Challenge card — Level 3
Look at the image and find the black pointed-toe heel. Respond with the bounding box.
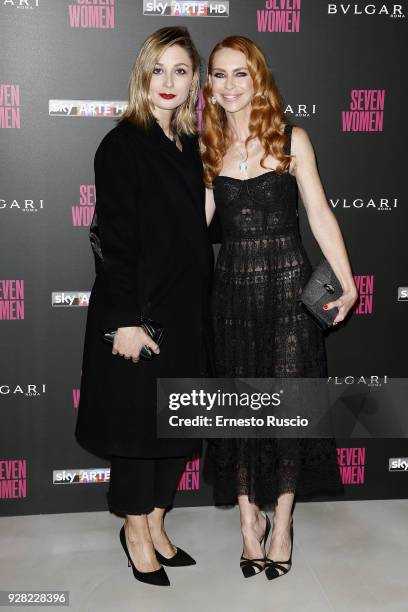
[119,526,170,586]
[154,546,196,567]
[265,518,293,581]
[240,512,271,578]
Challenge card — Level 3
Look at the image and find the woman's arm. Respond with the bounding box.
[94,130,159,361]
[291,126,358,324]
[205,187,216,226]
[94,130,142,331]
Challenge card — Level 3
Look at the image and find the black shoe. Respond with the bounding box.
[240,512,271,578]
[119,525,170,586]
[265,518,293,581]
[154,546,196,567]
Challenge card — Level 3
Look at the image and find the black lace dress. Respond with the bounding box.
[203,124,344,507]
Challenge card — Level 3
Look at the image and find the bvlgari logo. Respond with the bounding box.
[327,2,405,18]
[329,197,398,211]
[285,103,317,118]
[327,376,388,387]
[0,198,44,212]
[0,384,46,396]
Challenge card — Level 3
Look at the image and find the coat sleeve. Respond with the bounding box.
[93,129,142,331]
[208,208,223,244]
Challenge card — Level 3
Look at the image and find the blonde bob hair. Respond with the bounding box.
[120,26,201,135]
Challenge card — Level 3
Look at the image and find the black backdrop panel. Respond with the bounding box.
[1,0,407,515]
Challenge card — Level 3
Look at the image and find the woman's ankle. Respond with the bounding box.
[125,516,152,543]
[272,515,292,534]
[241,511,265,537]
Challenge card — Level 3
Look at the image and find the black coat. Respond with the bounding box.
[75,118,213,458]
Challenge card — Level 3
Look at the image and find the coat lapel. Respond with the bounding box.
[144,120,211,276]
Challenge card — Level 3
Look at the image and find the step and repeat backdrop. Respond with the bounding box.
[1,0,407,516]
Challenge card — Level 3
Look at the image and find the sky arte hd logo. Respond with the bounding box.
[397,287,408,301]
[52,291,90,307]
[257,0,301,32]
[1,0,39,8]
[53,468,110,484]
[49,100,127,117]
[143,1,229,16]
[389,458,408,471]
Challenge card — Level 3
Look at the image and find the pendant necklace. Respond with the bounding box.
[239,151,248,173]
[237,139,257,173]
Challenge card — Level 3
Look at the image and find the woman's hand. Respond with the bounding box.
[112,326,160,363]
[324,286,358,326]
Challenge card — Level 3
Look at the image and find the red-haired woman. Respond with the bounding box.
[201,36,357,580]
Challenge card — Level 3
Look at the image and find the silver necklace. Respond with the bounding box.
[237,139,258,172]
[238,150,248,172]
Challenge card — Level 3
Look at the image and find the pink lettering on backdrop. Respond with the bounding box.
[353,275,374,314]
[72,184,96,227]
[69,0,115,29]
[342,89,385,131]
[257,0,301,32]
[177,456,200,491]
[337,447,366,484]
[0,459,27,499]
[0,280,24,320]
[73,389,80,409]
[0,84,20,129]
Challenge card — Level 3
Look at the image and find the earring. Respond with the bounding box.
[210,96,217,104]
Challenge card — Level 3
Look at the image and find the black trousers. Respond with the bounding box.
[107,455,187,515]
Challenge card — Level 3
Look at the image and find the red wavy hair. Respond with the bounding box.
[201,35,292,188]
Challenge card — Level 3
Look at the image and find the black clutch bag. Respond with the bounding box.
[298,257,343,330]
[103,316,165,360]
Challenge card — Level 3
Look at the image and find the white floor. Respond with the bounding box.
[1,499,407,611]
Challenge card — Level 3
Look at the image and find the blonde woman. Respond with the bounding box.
[75,27,211,587]
[201,36,357,580]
